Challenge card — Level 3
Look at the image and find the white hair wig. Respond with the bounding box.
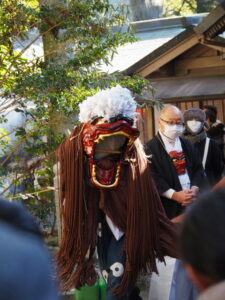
[78,85,137,123]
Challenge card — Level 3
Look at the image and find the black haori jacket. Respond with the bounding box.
[145,134,207,219]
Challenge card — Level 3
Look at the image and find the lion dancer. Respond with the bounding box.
[56,85,178,299]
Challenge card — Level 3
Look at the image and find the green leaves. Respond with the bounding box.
[164,0,197,16]
[15,127,26,137]
[0,0,157,230]
[164,0,216,16]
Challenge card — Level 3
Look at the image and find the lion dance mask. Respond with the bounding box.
[56,85,178,298]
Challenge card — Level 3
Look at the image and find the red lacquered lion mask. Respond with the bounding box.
[82,115,139,189]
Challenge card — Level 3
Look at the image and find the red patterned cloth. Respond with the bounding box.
[169,150,186,175]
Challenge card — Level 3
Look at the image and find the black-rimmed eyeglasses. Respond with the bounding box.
[160,118,183,126]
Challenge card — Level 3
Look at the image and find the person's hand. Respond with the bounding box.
[191,186,199,197]
[172,190,195,206]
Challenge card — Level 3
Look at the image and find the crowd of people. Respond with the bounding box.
[146,104,225,300]
[1,94,225,300]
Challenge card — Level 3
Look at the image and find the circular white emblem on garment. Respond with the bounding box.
[110,262,124,277]
[102,270,108,283]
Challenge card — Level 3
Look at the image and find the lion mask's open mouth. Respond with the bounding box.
[82,118,139,189]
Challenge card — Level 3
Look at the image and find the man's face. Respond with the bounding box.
[158,108,183,134]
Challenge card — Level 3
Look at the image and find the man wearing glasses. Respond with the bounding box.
[145,104,205,220]
[146,104,206,300]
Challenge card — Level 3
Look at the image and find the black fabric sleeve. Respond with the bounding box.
[207,139,224,184]
[146,141,172,194]
[181,138,207,189]
[148,160,173,195]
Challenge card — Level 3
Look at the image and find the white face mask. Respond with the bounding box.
[187,120,203,134]
[164,124,184,140]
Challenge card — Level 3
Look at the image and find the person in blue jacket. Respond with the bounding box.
[0,198,58,300]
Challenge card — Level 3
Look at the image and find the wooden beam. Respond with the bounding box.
[159,93,225,103]
[200,41,225,52]
[137,35,199,77]
[175,55,225,73]
[187,66,225,76]
[149,65,225,79]
[180,44,211,58]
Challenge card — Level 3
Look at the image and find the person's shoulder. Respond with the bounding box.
[180,136,193,147]
[214,121,224,128]
[0,198,41,237]
[145,136,160,157]
[145,136,159,152]
[210,122,224,132]
[145,136,157,146]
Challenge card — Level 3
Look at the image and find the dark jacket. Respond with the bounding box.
[207,122,224,146]
[206,122,225,161]
[194,138,224,186]
[0,199,41,237]
[0,199,58,300]
[145,135,206,219]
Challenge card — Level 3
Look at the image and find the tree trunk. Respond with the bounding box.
[129,0,163,21]
[38,0,69,242]
[39,0,68,65]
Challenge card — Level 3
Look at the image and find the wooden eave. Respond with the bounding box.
[160,93,225,103]
[132,19,225,78]
[123,27,200,77]
[137,33,200,78]
[122,2,225,79]
[202,15,225,38]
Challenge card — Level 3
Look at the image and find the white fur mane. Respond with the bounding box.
[78,85,137,123]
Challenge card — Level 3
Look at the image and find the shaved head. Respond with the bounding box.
[160,105,182,119]
[158,105,183,135]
